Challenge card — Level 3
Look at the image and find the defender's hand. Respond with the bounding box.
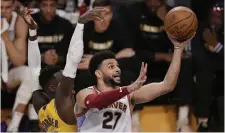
[78,7,108,24]
[21,7,38,30]
[127,62,147,93]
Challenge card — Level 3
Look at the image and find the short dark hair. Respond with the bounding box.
[93,0,112,7]
[39,65,61,89]
[88,51,116,83]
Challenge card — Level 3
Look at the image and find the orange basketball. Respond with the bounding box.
[164,6,198,42]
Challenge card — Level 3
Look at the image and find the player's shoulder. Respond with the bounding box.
[80,86,96,93]
[32,89,51,113]
[38,103,48,118]
[39,99,54,114]
[39,104,48,112]
[76,86,96,97]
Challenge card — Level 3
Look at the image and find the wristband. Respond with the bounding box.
[174,46,182,49]
[29,29,37,36]
[214,42,223,53]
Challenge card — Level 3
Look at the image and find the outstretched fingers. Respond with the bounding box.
[138,62,148,80]
[142,63,148,81]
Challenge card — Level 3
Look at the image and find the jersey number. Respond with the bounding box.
[102,111,122,129]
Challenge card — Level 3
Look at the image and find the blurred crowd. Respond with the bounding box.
[1,0,224,132]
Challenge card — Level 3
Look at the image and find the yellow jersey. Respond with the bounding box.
[38,99,77,132]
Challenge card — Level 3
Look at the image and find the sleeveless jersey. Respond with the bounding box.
[75,86,132,132]
[38,99,77,132]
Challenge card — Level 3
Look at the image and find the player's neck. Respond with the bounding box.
[97,81,115,92]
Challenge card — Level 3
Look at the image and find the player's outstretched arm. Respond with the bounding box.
[22,8,49,115]
[55,7,107,124]
[56,7,108,98]
[22,8,41,75]
[130,34,196,105]
[54,23,84,125]
[76,86,132,109]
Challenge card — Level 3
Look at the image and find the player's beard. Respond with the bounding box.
[103,75,121,88]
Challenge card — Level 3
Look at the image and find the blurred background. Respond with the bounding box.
[1,0,224,132]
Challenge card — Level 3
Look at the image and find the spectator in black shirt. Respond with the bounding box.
[79,0,135,69]
[75,0,137,90]
[32,0,74,67]
[198,2,224,131]
[120,0,174,80]
[175,2,223,131]
[82,20,133,56]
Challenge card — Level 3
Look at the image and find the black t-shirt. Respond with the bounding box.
[32,12,74,56]
[83,20,133,55]
[121,3,173,61]
[137,3,173,51]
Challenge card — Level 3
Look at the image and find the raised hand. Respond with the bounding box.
[127,62,148,93]
[168,33,196,49]
[21,7,38,30]
[78,7,108,24]
[203,28,219,52]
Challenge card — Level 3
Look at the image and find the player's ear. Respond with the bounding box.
[95,70,102,79]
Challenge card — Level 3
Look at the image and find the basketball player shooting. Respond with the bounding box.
[22,7,108,132]
[75,35,196,131]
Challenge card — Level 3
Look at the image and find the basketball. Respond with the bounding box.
[164,6,198,42]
